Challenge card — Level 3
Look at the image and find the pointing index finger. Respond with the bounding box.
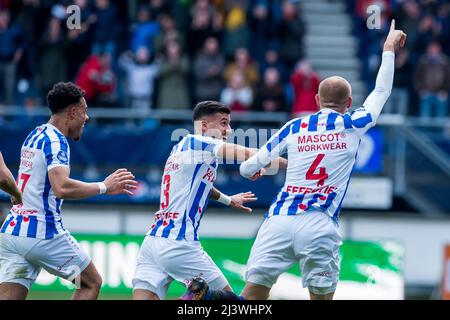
[390,19,395,31]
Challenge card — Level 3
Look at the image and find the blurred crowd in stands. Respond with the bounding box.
[352,0,449,118]
[0,0,448,119]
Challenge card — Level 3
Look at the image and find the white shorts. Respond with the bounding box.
[0,232,91,290]
[245,211,342,293]
[132,235,228,299]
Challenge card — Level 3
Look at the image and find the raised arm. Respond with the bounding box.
[363,20,407,121]
[0,152,22,205]
[48,167,137,200]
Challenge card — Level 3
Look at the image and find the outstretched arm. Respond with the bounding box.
[48,167,137,200]
[216,143,257,162]
[240,148,280,180]
[0,152,22,205]
[240,119,293,179]
[216,143,287,170]
[363,20,407,121]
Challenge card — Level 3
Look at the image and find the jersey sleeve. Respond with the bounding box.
[187,135,224,157]
[44,139,70,171]
[205,137,224,158]
[240,120,291,178]
[348,106,377,136]
[353,51,395,136]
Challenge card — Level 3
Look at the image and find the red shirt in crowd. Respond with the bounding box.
[75,54,115,102]
[290,71,320,114]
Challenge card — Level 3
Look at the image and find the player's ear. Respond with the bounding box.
[315,94,321,108]
[201,120,209,134]
[343,97,353,113]
[69,104,79,120]
[66,105,76,121]
[193,119,207,135]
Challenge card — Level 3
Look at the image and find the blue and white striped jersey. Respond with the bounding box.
[249,108,373,222]
[147,134,224,241]
[241,52,395,223]
[0,124,70,239]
